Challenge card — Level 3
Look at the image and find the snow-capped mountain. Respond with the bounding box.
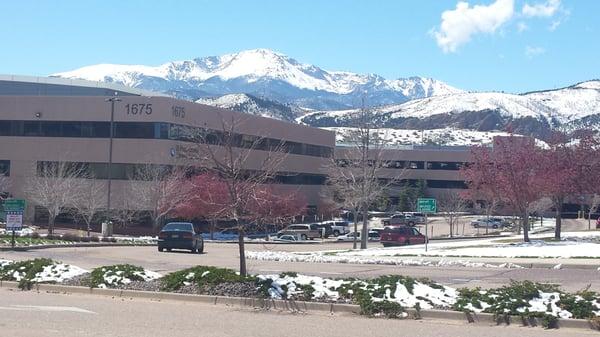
[52,48,462,110]
[300,80,600,140]
[196,93,303,122]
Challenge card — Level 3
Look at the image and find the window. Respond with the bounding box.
[426,180,467,189]
[0,119,333,158]
[426,161,463,170]
[0,160,9,176]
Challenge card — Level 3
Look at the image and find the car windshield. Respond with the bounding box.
[162,223,193,231]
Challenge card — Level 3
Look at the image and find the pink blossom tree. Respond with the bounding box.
[461,136,544,242]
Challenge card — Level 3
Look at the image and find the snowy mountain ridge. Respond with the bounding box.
[52,49,463,109]
[300,80,600,140]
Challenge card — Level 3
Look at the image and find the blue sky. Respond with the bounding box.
[0,0,597,93]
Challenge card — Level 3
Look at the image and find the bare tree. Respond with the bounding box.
[321,175,363,249]
[438,191,467,237]
[181,114,287,276]
[26,161,88,235]
[330,103,402,249]
[586,194,600,230]
[529,197,553,229]
[128,165,193,229]
[72,179,106,237]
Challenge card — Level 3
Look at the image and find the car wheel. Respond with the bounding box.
[158,247,163,252]
[301,234,308,240]
[473,224,479,228]
[404,240,410,246]
[333,230,340,237]
[408,222,415,226]
[382,243,390,247]
[492,224,498,229]
[197,243,204,254]
[190,248,197,253]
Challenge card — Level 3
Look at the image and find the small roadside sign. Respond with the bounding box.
[6,211,23,231]
[417,198,437,213]
[2,199,26,249]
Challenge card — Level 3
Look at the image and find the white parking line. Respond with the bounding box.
[0,305,96,314]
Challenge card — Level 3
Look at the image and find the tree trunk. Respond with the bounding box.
[352,209,358,249]
[86,222,91,237]
[554,197,563,240]
[210,220,215,240]
[449,218,453,238]
[360,203,368,249]
[48,215,55,235]
[238,223,247,276]
[522,209,530,243]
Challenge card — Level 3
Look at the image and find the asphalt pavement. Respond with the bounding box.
[0,288,594,337]
[2,243,599,292]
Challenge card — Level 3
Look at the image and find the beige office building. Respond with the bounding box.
[0,75,472,230]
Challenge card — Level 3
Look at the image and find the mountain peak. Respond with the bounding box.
[53,48,463,109]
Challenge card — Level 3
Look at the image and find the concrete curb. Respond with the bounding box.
[0,281,594,331]
[0,243,156,251]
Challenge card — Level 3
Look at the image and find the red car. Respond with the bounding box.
[380,226,427,247]
[596,217,600,229]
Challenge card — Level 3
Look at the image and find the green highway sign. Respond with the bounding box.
[3,199,25,212]
[417,198,437,213]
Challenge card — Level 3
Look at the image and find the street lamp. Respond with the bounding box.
[105,95,121,217]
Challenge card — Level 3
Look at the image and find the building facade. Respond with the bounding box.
[0,75,477,228]
[0,76,335,225]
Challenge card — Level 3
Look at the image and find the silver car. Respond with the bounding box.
[470,218,510,229]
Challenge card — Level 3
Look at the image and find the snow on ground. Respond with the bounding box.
[259,273,457,310]
[248,251,524,269]
[31,264,88,283]
[248,231,600,266]
[327,127,517,147]
[0,259,12,268]
[97,267,162,289]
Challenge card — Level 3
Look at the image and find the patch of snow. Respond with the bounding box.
[31,264,88,283]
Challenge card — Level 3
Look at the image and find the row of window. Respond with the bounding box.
[36,161,328,186]
[335,159,464,171]
[0,120,333,158]
[379,178,467,189]
[0,160,9,176]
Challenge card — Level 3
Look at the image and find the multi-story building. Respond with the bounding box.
[0,75,335,225]
[0,75,479,230]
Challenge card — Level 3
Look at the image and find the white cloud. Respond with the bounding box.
[522,0,561,17]
[549,20,561,31]
[517,22,529,32]
[525,45,546,58]
[432,0,515,53]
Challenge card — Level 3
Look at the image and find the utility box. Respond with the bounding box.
[101,221,113,237]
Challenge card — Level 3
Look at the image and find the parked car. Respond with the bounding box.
[380,226,426,247]
[470,218,510,229]
[336,231,360,242]
[381,214,416,226]
[158,222,204,253]
[273,234,298,242]
[277,224,321,240]
[368,228,384,241]
[314,223,333,238]
[319,220,351,236]
[403,212,426,224]
[596,216,600,229]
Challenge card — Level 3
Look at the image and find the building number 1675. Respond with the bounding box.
[125,103,152,115]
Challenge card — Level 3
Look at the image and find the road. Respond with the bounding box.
[2,243,599,292]
[0,288,593,337]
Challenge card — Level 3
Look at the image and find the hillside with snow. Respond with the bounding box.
[300,81,600,140]
[52,49,462,110]
[328,127,520,147]
[195,93,302,122]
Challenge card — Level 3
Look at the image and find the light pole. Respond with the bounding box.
[105,95,121,218]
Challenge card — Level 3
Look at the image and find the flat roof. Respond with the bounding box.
[0,74,168,97]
